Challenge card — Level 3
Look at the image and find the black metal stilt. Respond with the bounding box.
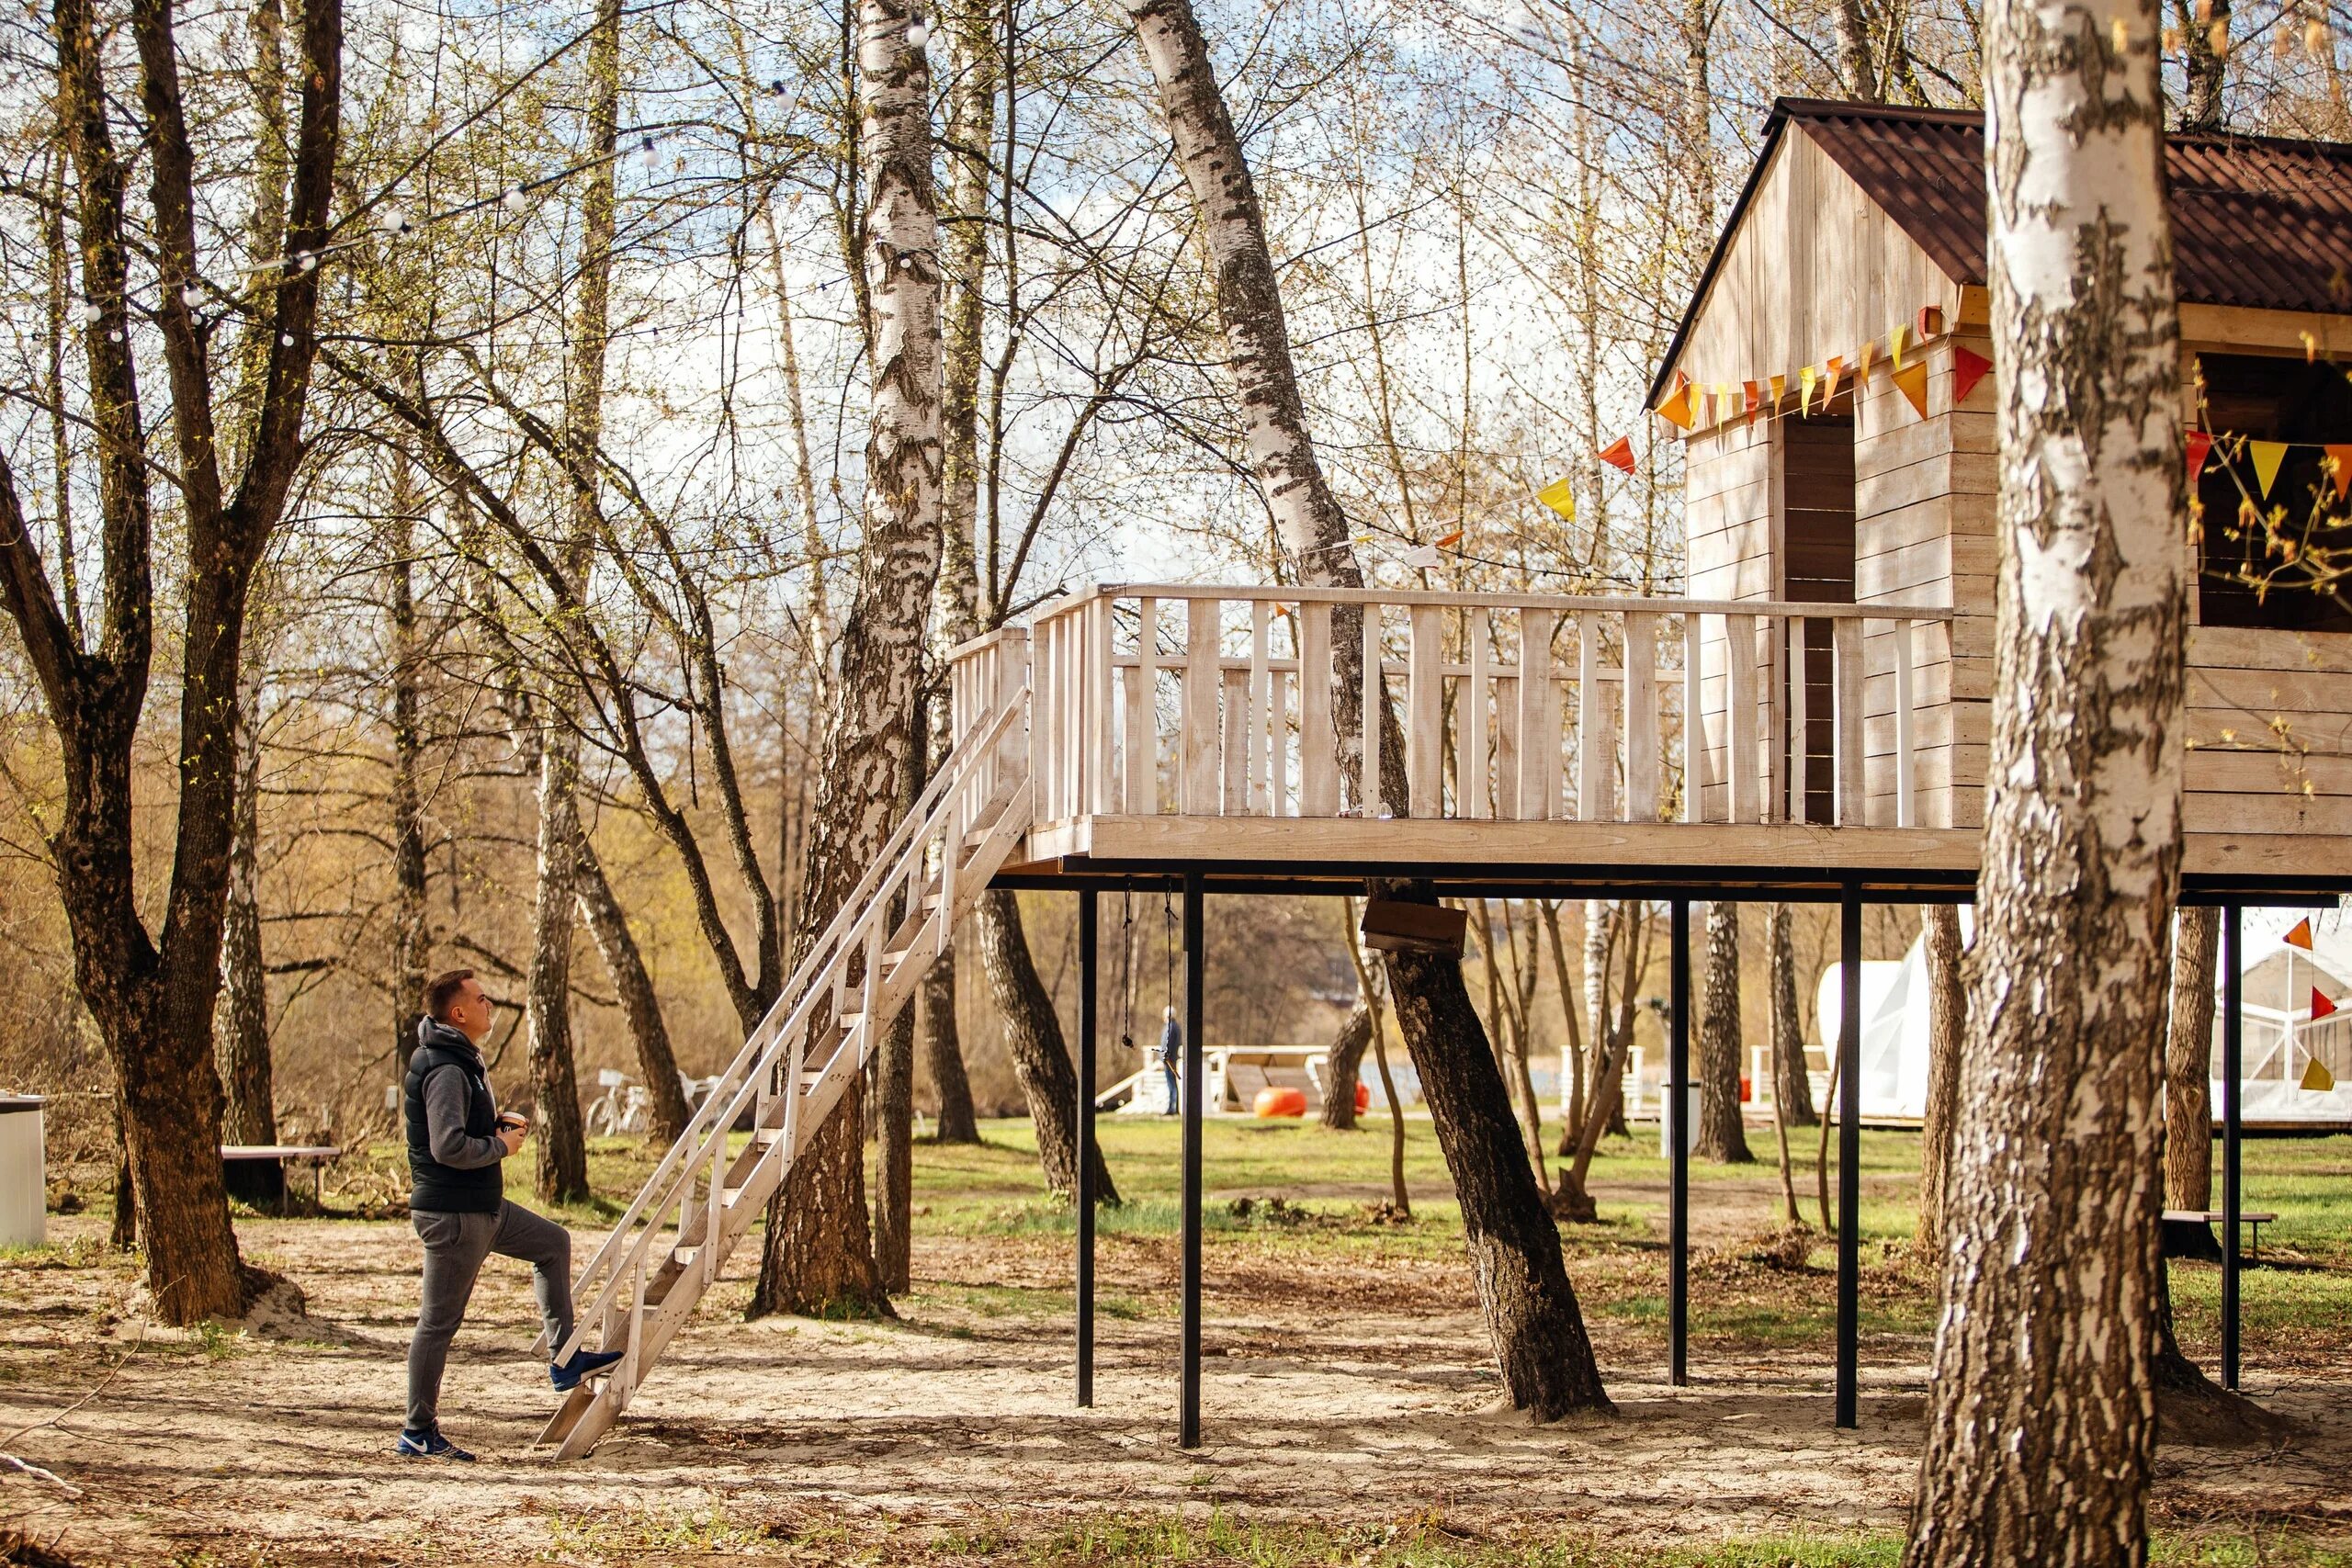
[1835,882,1861,1429]
[2222,902,2243,1392]
[1669,897,1690,1389]
[1077,889,1097,1408]
[1180,872,1204,1449]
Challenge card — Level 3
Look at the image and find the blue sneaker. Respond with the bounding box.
[550,1348,624,1392]
[395,1428,475,1461]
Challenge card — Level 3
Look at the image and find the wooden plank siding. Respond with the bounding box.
[1671,116,2352,851]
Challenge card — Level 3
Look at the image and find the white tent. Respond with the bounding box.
[1815,904,2352,1128]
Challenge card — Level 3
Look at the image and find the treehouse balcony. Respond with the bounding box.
[948,584,2352,901]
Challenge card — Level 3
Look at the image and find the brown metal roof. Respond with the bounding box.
[1649,98,2352,403]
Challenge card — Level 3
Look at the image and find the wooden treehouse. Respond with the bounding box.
[536,100,2352,1462]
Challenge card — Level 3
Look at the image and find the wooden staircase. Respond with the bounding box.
[534,694,1034,1460]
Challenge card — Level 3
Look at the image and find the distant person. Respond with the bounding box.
[397,968,620,1461]
[1158,1005,1182,1115]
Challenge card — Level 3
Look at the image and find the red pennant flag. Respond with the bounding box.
[2285,917,2314,950]
[1952,347,1993,405]
[2327,445,2352,500]
[1599,435,1636,474]
[2187,430,2213,485]
[2312,987,2338,1021]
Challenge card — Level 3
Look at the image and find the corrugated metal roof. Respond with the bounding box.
[1649,98,2352,403]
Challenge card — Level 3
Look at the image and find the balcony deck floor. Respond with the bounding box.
[991,814,2352,902]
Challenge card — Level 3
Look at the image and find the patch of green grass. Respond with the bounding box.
[543,1502,777,1556]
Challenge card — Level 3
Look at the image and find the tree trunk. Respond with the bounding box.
[2165,906,2219,1212]
[574,834,692,1144]
[873,1006,915,1292]
[0,0,342,1324]
[1695,902,1752,1164]
[2177,0,2230,130]
[1916,904,1968,1255]
[1768,904,1815,1126]
[1124,0,1611,1418]
[1586,901,1628,1138]
[215,651,275,1149]
[388,471,431,1068]
[1903,8,2184,1557]
[975,890,1120,1199]
[752,0,944,1318]
[1317,1004,1374,1130]
[526,739,591,1201]
[921,950,980,1143]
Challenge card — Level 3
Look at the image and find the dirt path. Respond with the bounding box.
[3,1215,2346,1564]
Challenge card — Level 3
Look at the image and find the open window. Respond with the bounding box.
[2198,353,2352,634]
[1777,412,1855,823]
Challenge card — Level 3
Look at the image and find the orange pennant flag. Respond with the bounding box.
[1657,372,1695,430]
[1892,361,1930,419]
[2312,987,2338,1021]
[2250,440,2290,498]
[1823,356,1847,404]
[2285,917,2314,950]
[1434,528,1464,548]
[2326,446,2352,500]
[1857,341,1878,385]
[1743,380,1762,422]
[1599,435,1636,474]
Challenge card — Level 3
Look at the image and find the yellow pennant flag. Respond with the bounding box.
[2250,440,2290,498]
[1799,366,1818,416]
[1890,323,1909,372]
[1536,476,1577,521]
[1857,341,1878,384]
[1769,374,1787,412]
[2302,1055,2338,1093]
[1892,361,1930,418]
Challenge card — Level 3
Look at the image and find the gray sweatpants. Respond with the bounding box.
[406,1201,574,1435]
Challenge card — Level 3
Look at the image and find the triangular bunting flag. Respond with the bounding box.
[1657,371,1694,430]
[1952,346,1993,404]
[1599,435,1636,474]
[1799,366,1818,416]
[1857,341,1878,384]
[1824,356,1846,406]
[2251,440,2290,498]
[2326,446,2352,500]
[1769,373,1787,411]
[1401,542,1442,570]
[1892,361,1930,419]
[2285,916,2314,950]
[1890,323,1909,372]
[2187,430,2213,485]
[2302,1055,2337,1092]
[1434,528,1464,548]
[2311,986,2337,1021]
[1743,380,1761,421]
[1536,479,1576,522]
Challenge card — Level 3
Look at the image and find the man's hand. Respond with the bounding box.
[497,1123,527,1157]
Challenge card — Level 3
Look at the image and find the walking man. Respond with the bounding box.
[397,968,620,1461]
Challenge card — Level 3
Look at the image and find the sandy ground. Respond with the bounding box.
[4,1205,2349,1565]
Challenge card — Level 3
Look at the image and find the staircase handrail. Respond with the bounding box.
[553,694,1028,1350]
[556,694,1027,1318]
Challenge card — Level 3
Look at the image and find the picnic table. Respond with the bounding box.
[221,1145,343,1211]
[2162,1207,2280,1262]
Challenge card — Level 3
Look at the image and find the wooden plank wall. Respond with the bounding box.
[1683,414,1775,820]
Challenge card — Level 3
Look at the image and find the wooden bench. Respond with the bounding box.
[2162,1208,2280,1261]
[221,1145,343,1211]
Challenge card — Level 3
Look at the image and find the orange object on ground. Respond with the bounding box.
[1354,1081,1372,1114]
[1253,1087,1307,1119]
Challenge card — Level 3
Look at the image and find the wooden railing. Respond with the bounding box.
[950,586,1957,831]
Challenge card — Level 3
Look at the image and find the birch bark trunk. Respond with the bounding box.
[1904,6,2185,1555]
[574,836,691,1143]
[1695,901,1751,1163]
[752,0,944,1317]
[1123,0,1607,1416]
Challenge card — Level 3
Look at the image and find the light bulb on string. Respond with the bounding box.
[907,12,928,47]
[79,301,103,325]
[639,137,659,171]
[280,333,295,347]
[379,203,411,235]
[503,186,528,213]
[180,285,204,310]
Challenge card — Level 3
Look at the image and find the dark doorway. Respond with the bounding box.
[1779,414,1856,823]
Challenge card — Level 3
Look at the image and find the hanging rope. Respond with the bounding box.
[1116,881,1136,1057]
